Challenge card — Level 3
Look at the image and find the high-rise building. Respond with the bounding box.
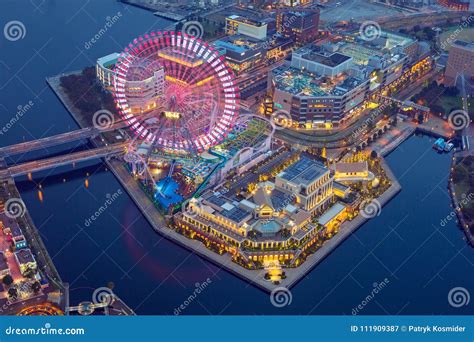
[445,40,474,90]
[277,7,320,45]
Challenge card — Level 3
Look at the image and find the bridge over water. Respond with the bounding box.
[0,143,127,180]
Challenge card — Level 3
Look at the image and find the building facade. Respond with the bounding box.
[444,40,474,92]
[96,52,120,89]
[270,32,415,129]
[124,68,165,114]
[277,8,320,45]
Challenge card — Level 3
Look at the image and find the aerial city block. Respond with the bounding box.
[0,0,472,317]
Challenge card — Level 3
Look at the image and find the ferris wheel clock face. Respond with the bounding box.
[112,31,240,153]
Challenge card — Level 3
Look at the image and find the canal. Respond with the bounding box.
[1,0,473,315]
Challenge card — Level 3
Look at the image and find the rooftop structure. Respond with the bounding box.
[291,45,353,77]
[213,35,265,74]
[270,30,414,129]
[225,14,272,40]
[277,7,320,45]
[174,153,352,269]
[275,157,333,213]
[272,65,365,97]
[332,161,372,182]
[14,248,37,276]
[96,52,120,88]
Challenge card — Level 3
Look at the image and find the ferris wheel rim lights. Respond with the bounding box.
[112,31,240,152]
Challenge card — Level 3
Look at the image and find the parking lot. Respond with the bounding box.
[321,0,407,23]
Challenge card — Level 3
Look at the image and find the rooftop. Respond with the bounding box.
[318,203,346,226]
[273,65,366,97]
[219,205,251,224]
[97,52,120,69]
[227,14,269,27]
[253,220,283,235]
[453,40,474,50]
[334,161,368,174]
[213,35,263,54]
[14,248,35,265]
[295,45,352,67]
[278,157,328,186]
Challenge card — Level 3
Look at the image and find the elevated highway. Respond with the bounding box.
[0,143,127,180]
[0,111,156,158]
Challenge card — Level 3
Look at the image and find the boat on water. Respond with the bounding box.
[433,138,454,152]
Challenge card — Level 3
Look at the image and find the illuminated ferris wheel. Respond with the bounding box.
[112,31,240,153]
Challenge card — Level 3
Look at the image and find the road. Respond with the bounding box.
[0,143,127,180]
[0,111,153,158]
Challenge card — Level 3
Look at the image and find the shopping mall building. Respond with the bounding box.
[269,31,419,129]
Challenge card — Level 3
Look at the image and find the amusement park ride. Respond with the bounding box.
[112,31,242,201]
